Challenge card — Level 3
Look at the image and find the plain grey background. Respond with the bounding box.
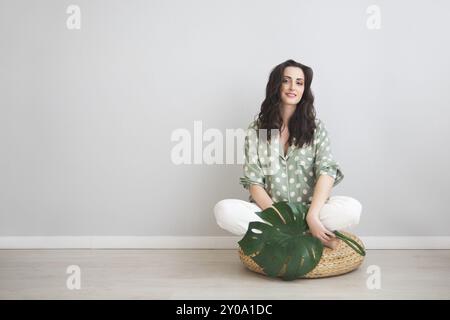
[0,0,449,237]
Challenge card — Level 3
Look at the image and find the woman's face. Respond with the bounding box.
[280,66,305,106]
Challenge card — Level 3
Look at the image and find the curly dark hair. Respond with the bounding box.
[255,59,317,148]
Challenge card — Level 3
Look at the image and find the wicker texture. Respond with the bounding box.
[238,231,365,279]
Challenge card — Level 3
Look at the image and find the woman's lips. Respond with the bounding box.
[286,93,296,97]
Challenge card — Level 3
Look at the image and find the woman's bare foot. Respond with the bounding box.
[323,238,339,250]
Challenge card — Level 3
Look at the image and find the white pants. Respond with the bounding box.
[214,196,362,236]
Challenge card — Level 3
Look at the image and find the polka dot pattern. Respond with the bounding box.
[239,119,344,204]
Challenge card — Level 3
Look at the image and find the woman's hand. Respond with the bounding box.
[306,214,336,244]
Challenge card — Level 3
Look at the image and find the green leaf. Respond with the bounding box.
[334,230,366,256]
[238,201,324,280]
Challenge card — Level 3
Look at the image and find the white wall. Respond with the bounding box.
[0,0,449,239]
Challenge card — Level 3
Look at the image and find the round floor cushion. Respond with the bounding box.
[238,231,365,279]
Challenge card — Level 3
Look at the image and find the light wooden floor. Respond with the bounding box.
[0,249,449,299]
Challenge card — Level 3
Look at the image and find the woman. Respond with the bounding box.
[214,59,362,249]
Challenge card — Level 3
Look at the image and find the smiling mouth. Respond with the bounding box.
[286,93,296,97]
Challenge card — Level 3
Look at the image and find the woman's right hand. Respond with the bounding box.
[306,215,336,244]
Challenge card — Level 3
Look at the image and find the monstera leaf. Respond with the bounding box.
[238,201,323,281]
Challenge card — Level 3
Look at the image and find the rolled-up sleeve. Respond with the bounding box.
[313,119,344,187]
[239,123,265,189]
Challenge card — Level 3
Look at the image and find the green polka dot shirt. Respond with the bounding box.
[239,118,344,205]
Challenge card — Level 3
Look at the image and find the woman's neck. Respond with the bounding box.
[280,103,296,131]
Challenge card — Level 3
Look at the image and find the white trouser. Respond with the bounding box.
[214,196,362,236]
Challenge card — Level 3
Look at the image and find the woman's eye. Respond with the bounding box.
[283,79,303,85]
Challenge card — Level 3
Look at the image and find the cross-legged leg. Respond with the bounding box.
[213,196,362,243]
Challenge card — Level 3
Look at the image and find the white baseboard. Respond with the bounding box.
[0,236,449,249]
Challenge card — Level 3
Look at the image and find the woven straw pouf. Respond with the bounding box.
[238,231,365,279]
